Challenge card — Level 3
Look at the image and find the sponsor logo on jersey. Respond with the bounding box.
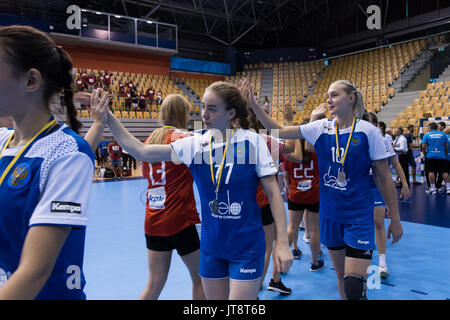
[147,186,166,209]
[209,190,242,219]
[51,201,82,214]
[240,268,256,274]
[323,166,347,190]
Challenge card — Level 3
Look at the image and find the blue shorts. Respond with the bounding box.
[199,250,264,281]
[370,187,385,207]
[110,158,122,167]
[319,216,375,251]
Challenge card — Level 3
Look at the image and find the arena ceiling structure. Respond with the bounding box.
[1,0,449,61]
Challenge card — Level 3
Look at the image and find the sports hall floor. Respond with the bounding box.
[83,175,450,300]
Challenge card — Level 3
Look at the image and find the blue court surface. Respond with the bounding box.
[84,178,450,300]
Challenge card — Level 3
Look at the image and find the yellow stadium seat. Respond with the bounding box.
[114,110,122,118]
[129,111,136,118]
[122,111,129,118]
[81,109,90,118]
[136,111,143,119]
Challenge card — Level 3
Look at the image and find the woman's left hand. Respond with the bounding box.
[273,243,293,274]
[399,185,410,200]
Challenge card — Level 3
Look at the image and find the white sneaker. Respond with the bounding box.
[447,188,450,195]
[303,234,310,244]
[438,186,446,193]
[379,265,390,278]
[425,188,433,194]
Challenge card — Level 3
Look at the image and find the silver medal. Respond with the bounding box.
[211,199,218,214]
[337,170,346,186]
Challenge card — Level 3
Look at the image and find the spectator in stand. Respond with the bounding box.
[131,88,139,111]
[127,79,134,91]
[80,68,87,82]
[75,76,85,92]
[108,139,123,178]
[146,87,155,105]
[124,89,132,111]
[138,92,147,112]
[119,81,126,97]
[94,78,103,91]
[103,70,112,90]
[86,72,96,92]
[156,89,163,105]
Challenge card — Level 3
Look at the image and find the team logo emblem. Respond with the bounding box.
[8,163,31,189]
[351,136,361,146]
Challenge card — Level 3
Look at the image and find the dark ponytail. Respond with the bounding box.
[0,25,82,133]
[58,48,82,134]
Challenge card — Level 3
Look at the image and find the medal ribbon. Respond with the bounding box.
[0,118,57,186]
[209,129,235,195]
[334,117,356,170]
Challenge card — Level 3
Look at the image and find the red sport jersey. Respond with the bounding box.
[256,134,287,208]
[142,129,200,236]
[283,152,320,204]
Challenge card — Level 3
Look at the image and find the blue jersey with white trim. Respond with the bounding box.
[171,129,277,260]
[300,118,390,224]
[0,125,95,299]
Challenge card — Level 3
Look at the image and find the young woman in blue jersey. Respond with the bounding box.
[0,25,96,299]
[242,78,403,300]
[89,81,293,300]
[363,111,409,279]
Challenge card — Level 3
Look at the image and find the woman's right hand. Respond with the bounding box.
[89,89,110,125]
[238,78,257,110]
[310,103,327,121]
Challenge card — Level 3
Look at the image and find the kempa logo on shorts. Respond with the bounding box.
[357,240,370,245]
[240,268,256,274]
[51,201,82,214]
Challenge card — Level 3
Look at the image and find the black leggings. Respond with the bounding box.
[398,154,410,188]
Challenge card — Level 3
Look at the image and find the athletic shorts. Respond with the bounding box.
[427,158,447,174]
[145,224,200,256]
[110,158,122,167]
[260,204,274,226]
[288,200,320,213]
[319,216,375,251]
[407,151,416,168]
[199,250,265,281]
[370,187,385,207]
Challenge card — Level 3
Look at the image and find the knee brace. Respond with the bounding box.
[344,274,367,300]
